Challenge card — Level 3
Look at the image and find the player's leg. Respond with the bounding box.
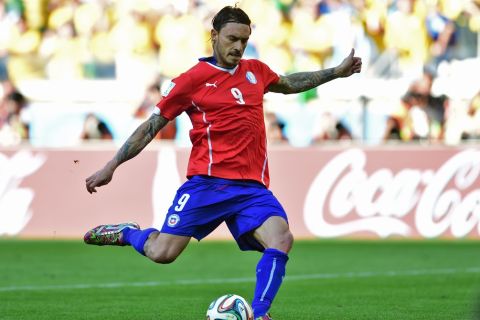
[251,216,293,319]
[84,223,191,264]
[142,232,190,264]
[122,227,191,263]
[253,216,293,253]
[226,184,292,319]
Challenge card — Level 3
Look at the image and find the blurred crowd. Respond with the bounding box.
[0,0,479,146]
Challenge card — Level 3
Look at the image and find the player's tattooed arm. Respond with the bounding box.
[113,114,168,166]
[86,114,168,193]
[269,68,339,94]
[269,49,362,94]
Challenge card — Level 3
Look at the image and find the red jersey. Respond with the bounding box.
[155,58,279,187]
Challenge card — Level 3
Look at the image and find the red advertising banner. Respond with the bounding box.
[0,145,479,239]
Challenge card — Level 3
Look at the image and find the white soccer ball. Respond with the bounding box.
[206,294,254,320]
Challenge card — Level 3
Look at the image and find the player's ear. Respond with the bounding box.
[211,29,218,43]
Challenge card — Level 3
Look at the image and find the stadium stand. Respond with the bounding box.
[0,0,479,147]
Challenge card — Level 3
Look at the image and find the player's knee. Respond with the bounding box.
[149,250,178,264]
[151,253,177,264]
[282,230,294,252]
[270,230,294,253]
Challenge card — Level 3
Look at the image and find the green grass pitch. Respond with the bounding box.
[1,239,480,319]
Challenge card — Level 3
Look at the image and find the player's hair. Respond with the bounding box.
[212,5,251,31]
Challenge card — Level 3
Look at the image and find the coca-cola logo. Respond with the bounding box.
[304,149,480,238]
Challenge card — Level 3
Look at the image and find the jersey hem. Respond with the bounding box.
[187,171,268,188]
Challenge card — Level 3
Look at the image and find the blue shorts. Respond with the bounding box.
[160,175,288,252]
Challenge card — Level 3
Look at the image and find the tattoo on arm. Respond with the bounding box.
[114,114,168,166]
[270,68,339,94]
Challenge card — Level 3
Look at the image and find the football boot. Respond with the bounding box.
[83,222,140,246]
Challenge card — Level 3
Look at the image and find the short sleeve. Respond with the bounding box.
[253,60,280,93]
[155,73,193,120]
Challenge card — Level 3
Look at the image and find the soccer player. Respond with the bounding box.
[84,6,362,320]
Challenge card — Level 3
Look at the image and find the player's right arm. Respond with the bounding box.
[85,114,169,194]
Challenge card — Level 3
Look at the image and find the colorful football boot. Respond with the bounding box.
[83,222,140,246]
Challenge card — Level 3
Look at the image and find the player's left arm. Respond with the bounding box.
[269,49,362,94]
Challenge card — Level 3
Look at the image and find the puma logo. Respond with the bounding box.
[205,81,217,88]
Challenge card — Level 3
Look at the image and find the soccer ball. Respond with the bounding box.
[206,294,254,320]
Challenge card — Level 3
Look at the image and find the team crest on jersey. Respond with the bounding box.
[162,81,176,97]
[167,214,180,227]
[246,71,257,84]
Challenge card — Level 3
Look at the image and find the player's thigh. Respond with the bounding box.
[145,232,191,264]
[253,216,293,253]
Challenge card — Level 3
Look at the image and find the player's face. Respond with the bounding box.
[212,23,250,68]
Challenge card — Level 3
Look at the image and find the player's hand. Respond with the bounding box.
[85,162,116,194]
[336,48,362,78]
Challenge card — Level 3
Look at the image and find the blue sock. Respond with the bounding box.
[252,248,289,317]
[122,227,158,256]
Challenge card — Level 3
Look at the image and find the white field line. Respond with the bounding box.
[1,267,479,293]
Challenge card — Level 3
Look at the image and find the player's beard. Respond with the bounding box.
[228,53,241,65]
[214,43,241,68]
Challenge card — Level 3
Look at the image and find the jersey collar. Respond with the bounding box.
[199,56,239,75]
